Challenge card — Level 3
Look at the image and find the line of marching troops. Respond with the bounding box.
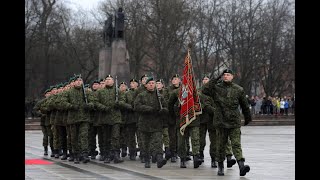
[34,69,251,176]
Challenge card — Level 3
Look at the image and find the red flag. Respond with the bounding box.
[178,48,202,135]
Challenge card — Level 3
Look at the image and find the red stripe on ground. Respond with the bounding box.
[25,159,53,165]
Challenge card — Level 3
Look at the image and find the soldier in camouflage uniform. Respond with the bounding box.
[198,75,217,167]
[95,75,125,163]
[168,88,203,168]
[54,83,69,160]
[202,69,251,176]
[44,85,61,158]
[134,77,168,168]
[59,75,90,164]
[156,79,171,160]
[33,88,54,156]
[166,74,181,162]
[119,82,129,158]
[86,80,100,159]
[119,78,139,160]
[132,74,148,163]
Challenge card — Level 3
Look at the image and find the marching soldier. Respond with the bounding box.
[33,88,54,157]
[59,75,90,164]
[202,69,251,176]
[119,78,139,160]
[119,81,129,157]
[134,77,168,168]
[95,75,125,163]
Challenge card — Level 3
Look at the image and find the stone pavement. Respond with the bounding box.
[25,126,295,180]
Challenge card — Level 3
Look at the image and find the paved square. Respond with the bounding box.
[25,126,294,179]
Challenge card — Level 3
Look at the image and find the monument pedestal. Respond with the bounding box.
[99,39,130,82]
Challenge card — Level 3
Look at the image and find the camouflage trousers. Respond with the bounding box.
[177,126,200,158]
[199,123,217,158]
[51,125,67,150]
[162,127,169,148]
[126,123,137,151]
[120,124,128,149]
[137,130,144,157]
[216,127,244,162]
[70,122,89,154]
[96,126,104,154]
[140,131,163,158]
[168,124,177,153]
[100,124,121,153]
[66,125,72,153]
[225,137,233,156]
[41,125,53,148]
[88,124,98,153]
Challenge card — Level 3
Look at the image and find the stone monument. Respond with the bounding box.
[99,7,130,82]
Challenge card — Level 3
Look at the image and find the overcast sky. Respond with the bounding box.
[67,0,102,11]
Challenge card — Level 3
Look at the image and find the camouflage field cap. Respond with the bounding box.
[130,78,138,83]
[145,77,154,84]
[156,79,164,84]
[222,69,234,75]
[140,74,148,80]
[202,75,210,80]
[171,74,180,80]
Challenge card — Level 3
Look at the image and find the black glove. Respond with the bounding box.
[114,101,120,109]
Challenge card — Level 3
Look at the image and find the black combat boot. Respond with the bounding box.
[237,159,250,176]
[109,150,115,161]
[180,157,186,168]
[152,153,157,163]
[74,153,80,164]
[129,149,136,160]
[144,155,151,168]
[199,150,204,161]
[156,154,167,168]
[61,149,68,160]
[59,149,63,156]
[140,152,145,163]
[50,147,55,157]
[89,150,97,160]
[193,154,202,168]
[113,150,124,163]
[121,147,127,157]
[54,149,60,158]
[104,151,111,163]
[171,151,177,162]
[68,153,74,161]
[164,147,171,160]
[44,147,48,156]
[227,155,236,168]
[217,161,224,176]
[82,152,90,163]
[211,157,217,168]
[99,151,106,161]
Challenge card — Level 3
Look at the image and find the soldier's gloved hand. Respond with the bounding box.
[83,104,93,110]
[114,101,120,109]
[159,108,169,114]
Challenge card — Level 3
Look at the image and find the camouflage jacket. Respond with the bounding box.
[58,87,90,124]
[202,79,252,128]
[44,94,58,125]
[168,88,200,128]
[158,88,170,127]
[87,89,100,126]
[198,88,215,129]
[134,89,168,132]
[167,85,180,125]
[119,88,137,124]
[95,85,124,125]
[53,93,65,126]
[33,98,46,126]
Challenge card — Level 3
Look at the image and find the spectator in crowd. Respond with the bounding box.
[284,98,289,116]
[280,98,285,115]
[255,96,262,115]
[249,96,256,115]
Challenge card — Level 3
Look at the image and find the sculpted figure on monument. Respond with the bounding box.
[103,14,114,47]
[115,7,125,39]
